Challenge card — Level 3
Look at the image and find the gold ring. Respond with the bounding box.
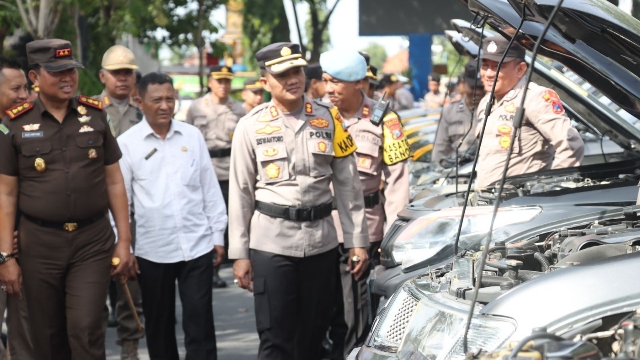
[233,279,239,285]
[351,255,361,262]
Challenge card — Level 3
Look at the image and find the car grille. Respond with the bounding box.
[383,287,419,345]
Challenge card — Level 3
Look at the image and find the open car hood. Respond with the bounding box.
[460,0,640,151]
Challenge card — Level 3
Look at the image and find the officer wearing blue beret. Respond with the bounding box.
[321,49,410,359]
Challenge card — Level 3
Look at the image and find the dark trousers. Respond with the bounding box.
[19,216,114,360]
[137,252,216,360]
[251,248,337,360]
[329,242,381,359]
[218,180,229,258]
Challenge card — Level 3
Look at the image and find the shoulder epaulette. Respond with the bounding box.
[248,103,269,117]
[313,99,333,108]
[5,102,34,120]
[78,95,103,110]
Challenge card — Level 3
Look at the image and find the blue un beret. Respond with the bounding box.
[320,50,367,82]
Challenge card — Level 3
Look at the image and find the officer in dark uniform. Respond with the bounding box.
[305,63,326,100]
[0,39,133,360]
[432,61,485,165]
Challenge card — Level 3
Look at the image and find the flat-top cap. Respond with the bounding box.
[256,43,307,75]
[27,39,83,72]
[480,35,526,62]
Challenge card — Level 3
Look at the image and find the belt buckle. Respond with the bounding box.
[299,207,312,222]
[63,223,78,232]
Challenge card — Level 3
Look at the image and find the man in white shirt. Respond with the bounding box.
[117,72,227,360]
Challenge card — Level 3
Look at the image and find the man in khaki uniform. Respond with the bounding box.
[423,72,445,110]
[321,49,410,358]
[432,61,485,166]
[229,42,369,360]
[476,36,584,188]
[241,79,265,113]
[95,44,144,360]
[186,64,246,287]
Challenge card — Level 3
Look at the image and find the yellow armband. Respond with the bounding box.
[382,113,411,165]
[330,107,357,157]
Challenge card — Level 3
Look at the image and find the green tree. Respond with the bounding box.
[360,42,387,70]
[303,2,330,56]
[242,0,291,70]
[294,0,340,62]
[0,0,22,56]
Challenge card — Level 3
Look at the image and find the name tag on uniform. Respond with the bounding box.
[22,131,43,138]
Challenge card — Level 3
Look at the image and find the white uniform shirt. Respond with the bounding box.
[118,118,227,263]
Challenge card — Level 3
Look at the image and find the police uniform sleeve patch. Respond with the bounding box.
[78,95,103,110]
[0,124,9,135]
[329,107,356,158]
[5,102,33,120]
[542,89,564,115]
[382,112,411,165]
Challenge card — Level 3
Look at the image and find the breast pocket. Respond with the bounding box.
[256,144,290,183]
[192,116,209,136]
[19,142,52,173]
[180,153,201,187]
[355,140,380,176]
[75,133,104,162]
[307,137,335,177]
[448,123,466,137]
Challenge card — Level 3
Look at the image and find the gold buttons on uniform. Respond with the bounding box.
[34,158,46,173]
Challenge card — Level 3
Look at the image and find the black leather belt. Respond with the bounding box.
[255,201,333,222]
[364,191,381,209]
[23,213,105,232]
[209,148,231,158]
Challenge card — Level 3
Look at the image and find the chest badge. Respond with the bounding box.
[34,158,46,173]
[22,124,40,131]
[265,163,280,179]
[256,124,281,135]
[77,106,88,115]
[181,146,188,152]
[78,115,91,123]
[79,125,94,133]
[317,141,328,153]
[505,103,517,113]
[357,156,373,170]
[309,118,330,128]
[88,149,98,159]
[263,147,279,157]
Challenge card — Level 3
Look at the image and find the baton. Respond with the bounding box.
[111,257,144,332]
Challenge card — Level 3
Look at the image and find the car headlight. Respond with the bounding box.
[392,206,542,271]
[398,299,516,360]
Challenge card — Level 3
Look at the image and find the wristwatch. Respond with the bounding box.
[0,252,15,264]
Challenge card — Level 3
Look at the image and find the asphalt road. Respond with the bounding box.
[105,264,259,360]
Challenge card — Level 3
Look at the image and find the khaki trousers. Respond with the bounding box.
[19,216,114,360]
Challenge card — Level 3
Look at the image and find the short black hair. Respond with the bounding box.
[135,70,142,85]
[0,56,23,80]
[138,72,173,99]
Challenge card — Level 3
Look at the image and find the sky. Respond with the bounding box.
[162,0,407,63]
